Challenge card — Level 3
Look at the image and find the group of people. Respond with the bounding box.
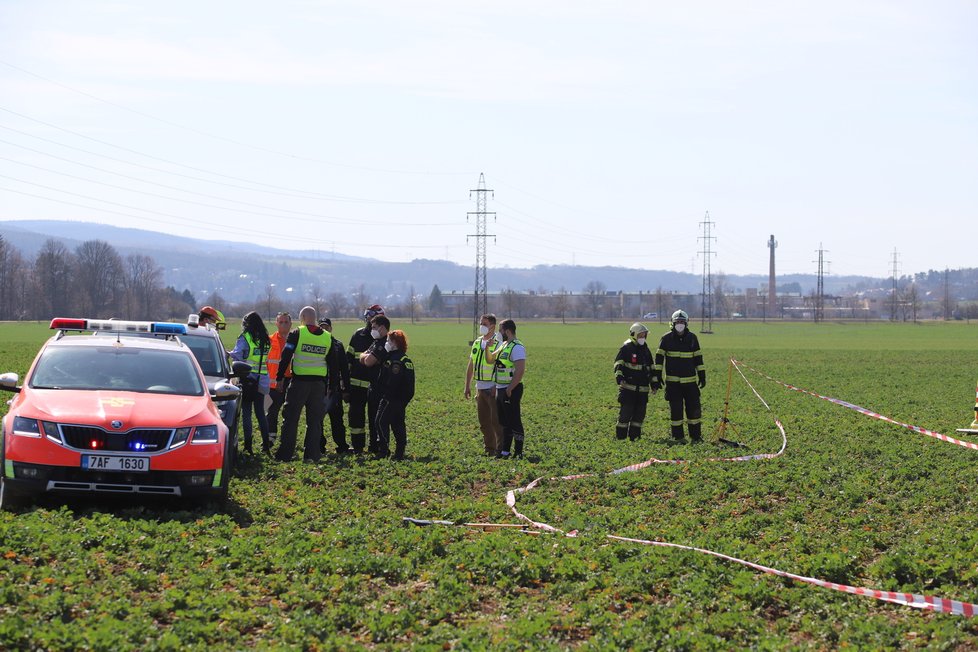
[217,302,701,462]
[227,304,415,462]
[463,314,528,458]
[614,309,707,442]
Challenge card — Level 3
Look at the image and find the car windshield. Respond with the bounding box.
[181,334,226,377]
[29,346,204,395]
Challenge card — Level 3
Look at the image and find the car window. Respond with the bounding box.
[30,346,205,395]
[181,335,226,377]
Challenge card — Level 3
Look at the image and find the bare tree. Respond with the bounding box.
[712,272,730,319]
[258,284,279,319]
[554,287,570,324]
[34,239,76,318]
[902,283,919,323]
[121,254,162,319]
[0,236,28,320]
[351,284,371,312]
[74,240,124,316]
[583,281,606,319]
[654,286,665,323]
[325,292,349,319]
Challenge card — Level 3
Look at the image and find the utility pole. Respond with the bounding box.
[698,212,716,333]
[467,173,495,341]
[813,243,828,323]
[767,235,777,319]
[889,248,900,321]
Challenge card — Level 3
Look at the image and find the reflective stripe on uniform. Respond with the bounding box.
[620,383,650,393]
[349,378,370,389]
[665,375,698,383]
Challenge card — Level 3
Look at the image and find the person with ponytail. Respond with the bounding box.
[230,311,272,454]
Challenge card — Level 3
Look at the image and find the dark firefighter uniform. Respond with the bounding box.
[614,325,654,441]
[346,325,381,454]
[320,324,351,454]
[374,349,415,460]
[652,314,706,441]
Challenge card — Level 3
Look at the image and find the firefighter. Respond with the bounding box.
[346,305,385,454]
[614,322,655,441]
[374,330,415,460]
[652,310,706,442]
[359,314,392,454]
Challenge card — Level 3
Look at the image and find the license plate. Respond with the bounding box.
[81,455,149,472]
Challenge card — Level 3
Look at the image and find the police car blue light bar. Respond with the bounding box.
[49,318,187,335]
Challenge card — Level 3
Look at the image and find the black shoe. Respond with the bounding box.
[495,451,511,459]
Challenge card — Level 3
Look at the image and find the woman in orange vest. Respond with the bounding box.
[265,311,293,443]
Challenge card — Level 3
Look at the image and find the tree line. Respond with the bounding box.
[0,236,195,322]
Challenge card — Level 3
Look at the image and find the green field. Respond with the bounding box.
[3,320,978,649]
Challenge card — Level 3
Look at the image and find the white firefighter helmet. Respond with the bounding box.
[671,310,689,326]
[629,322,649,339]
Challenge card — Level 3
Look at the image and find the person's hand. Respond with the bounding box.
[506,386,513,398]
[698,373,707,389]
[464,386,471,400]
[616,376,623,385]
[651,380,662,392]
[342,392,351,402]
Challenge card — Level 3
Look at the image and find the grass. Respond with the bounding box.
[2,319,978,649]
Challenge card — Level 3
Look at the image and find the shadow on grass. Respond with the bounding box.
[26,492,254,526]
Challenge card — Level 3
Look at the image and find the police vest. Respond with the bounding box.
[470,338,495,382]
[244,332,269,376]
[292,326,332,377]
[494,338,523,385]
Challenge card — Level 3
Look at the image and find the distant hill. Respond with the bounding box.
[3,219,962,305]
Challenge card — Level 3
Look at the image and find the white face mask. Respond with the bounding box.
[636,337,647,346]
[384,340,396,352]
[479,325,490,336]
[674,323,686,333]
[370,329,381,339]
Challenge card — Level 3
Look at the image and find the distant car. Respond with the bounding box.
[0,318,241,510]
[643,312,658,320]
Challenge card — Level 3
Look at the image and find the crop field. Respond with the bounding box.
[3,320,978,649]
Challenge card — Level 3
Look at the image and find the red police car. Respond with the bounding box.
[0,318,241,510]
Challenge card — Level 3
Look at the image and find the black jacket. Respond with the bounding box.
[614,340,654,389]
[376,350,415,403]
[653,329,705,385]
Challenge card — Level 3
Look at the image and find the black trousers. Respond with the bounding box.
[666,382,702,440]
[266,377,290,434]
[276,378,326,462]
[496,383,525,455]
[375,398,408,460]
[617,388,649,440]
[320,391,348,453]
[347,386,380,453]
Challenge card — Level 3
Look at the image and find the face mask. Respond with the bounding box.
[636,337,647,346]
[384,341,396,352]
[370,329,381,339]
[479,325,489,336]
[674,323,686,333]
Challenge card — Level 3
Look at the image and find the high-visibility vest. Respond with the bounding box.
[470,338,495,382]
[244,332,269,376]
[494,338,524,385]
[267,331,292,380]
[291,326,331,377]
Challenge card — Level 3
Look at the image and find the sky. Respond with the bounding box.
[1,0,976,279]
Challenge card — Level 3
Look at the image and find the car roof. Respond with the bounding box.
[48,333,191,353]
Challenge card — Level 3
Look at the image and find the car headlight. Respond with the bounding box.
[12,416,41,437]
[192,425,219,444]
[170,427,192,449]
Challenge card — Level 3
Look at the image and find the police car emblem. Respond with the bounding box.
[111,420,123,429]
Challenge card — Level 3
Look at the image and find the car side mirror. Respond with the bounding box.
[0,372,20,393]
[210,381,240,402]
[230,361,252,380]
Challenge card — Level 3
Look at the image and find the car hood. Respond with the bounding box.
[22,389,215,428]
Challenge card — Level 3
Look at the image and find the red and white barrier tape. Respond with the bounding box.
[410,359,978,616]
[737,359,978,451]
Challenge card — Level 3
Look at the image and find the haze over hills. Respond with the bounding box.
[0,219,931,304]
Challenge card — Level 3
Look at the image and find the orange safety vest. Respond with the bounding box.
[267,331,293,382]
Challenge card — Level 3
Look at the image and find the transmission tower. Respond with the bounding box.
[889,248,901,321]
[698,212,716,333]
[813,243,829,323]
[467,173,495,340]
